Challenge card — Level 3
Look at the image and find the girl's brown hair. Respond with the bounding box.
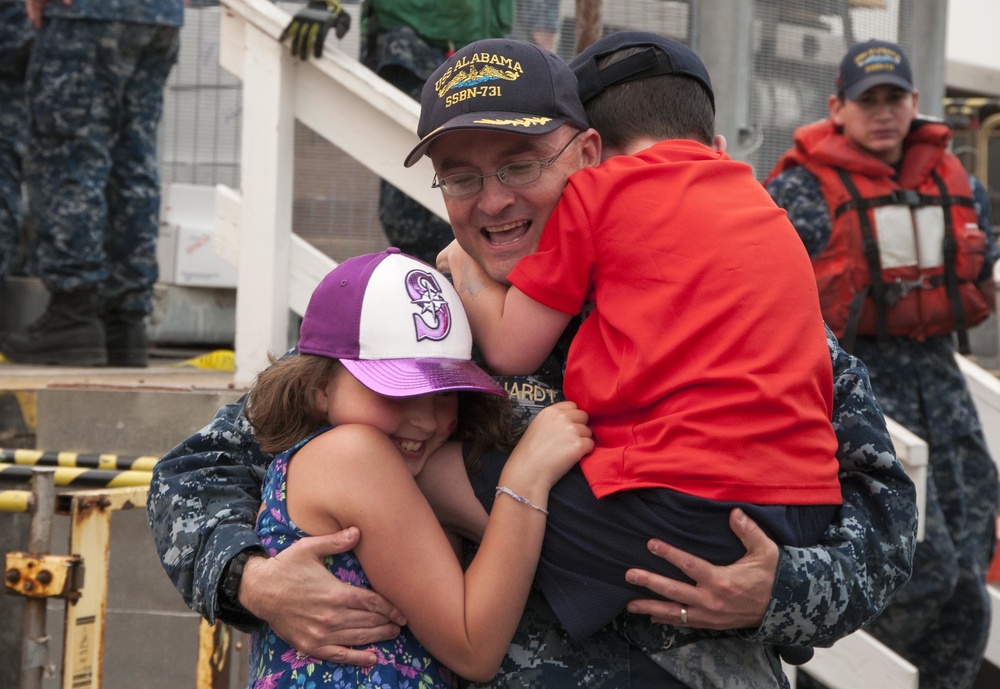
[247,353,518,458]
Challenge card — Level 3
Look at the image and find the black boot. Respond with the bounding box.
[0,288,107,366]
[104,311,149,367]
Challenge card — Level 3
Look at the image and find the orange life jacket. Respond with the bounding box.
[769,119,989,351]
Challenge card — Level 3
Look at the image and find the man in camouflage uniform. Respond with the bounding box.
[149,35,916,688]
[0,0,183,367]
[148,327,915,688]
[0,1,32,281]
[767,40,999,689]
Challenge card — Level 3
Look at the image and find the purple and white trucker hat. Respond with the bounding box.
[297,248,504,398]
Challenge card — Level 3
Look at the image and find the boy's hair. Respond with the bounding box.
[585,46,715,148]
[247,352,518,459]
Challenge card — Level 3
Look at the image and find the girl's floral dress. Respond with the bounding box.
[248,429,459,689]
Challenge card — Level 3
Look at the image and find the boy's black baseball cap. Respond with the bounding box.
[404,39,589,167]
[836,39,914,100]
[569,31,715,111]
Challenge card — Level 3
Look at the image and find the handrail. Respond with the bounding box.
[219,0,444,216]
[957,353,1000,463]
[218,0,445,383]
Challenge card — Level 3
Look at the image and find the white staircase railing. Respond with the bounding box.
[217,0,445,384]
[215,1,999,685]
[956,351,1000,670]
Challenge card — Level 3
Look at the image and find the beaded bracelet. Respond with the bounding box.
[495,486,549,515]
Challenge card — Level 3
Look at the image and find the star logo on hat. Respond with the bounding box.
[405,269,452,342]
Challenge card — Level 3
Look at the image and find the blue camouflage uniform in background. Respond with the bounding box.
[0,1,32,281]
[768,165,999,689]
[148,325,916,687]
[26,0,182,314]
[359,25,452,266]
[358,0,512,265]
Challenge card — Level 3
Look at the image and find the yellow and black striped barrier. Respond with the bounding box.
[0,448,158,472]
[0,489,32,513]
[0,464,151,488]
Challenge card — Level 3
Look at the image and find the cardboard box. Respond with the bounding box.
[158,183,238,288]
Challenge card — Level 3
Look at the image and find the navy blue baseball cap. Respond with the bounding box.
[836,39,914,100]
[569,31,714,111]
[404,39,589,167]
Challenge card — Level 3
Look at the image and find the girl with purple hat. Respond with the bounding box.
[243,248,592,689]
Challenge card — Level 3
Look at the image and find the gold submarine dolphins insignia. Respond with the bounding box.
[437,65,520,97]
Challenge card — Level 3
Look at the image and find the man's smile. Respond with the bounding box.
[483,220,531,245]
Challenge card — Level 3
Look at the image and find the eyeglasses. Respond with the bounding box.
[432,131,583,198]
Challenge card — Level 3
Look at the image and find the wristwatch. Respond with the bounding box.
[219,547,263,613]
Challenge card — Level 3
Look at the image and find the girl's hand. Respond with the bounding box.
[512,401,593,488]
[437,239,494,299]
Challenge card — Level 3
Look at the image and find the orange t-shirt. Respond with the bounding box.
[509,139,841,505]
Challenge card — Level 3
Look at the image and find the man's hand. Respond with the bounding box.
[625,508,778,630]
[279,0,351,61]
[239,527,406,665]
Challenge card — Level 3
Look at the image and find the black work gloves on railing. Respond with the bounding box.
[280,0,351,60]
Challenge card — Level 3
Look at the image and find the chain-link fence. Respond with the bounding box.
[158,2,386,263]
[745,0,907,177]
[157,1,918,262]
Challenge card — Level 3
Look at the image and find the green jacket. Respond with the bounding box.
[364,0,513,51]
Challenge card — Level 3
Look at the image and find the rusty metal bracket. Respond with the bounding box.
[4,552,84,602]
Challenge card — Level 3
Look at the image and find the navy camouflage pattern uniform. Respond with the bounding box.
[149,323,917,687]
[768,165,999,689]
[358,1,511,265]
[25,0,182,315]
[0,1,32,281]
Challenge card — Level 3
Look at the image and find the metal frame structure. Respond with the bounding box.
[3,472,235,689]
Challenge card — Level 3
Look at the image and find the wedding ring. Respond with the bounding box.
[680,606,688,625]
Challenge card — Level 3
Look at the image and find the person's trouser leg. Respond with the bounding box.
[866,432,997,689]
[0,75,27,282]
[363,27,454,266]
[467,448,790,689]
[102,23,178,317]
[377,181,456,266]
[4,19,113,364]
[27,19,116,295]
[0,0,31,281]
[16,19,178,366]
[102,24,179,366]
